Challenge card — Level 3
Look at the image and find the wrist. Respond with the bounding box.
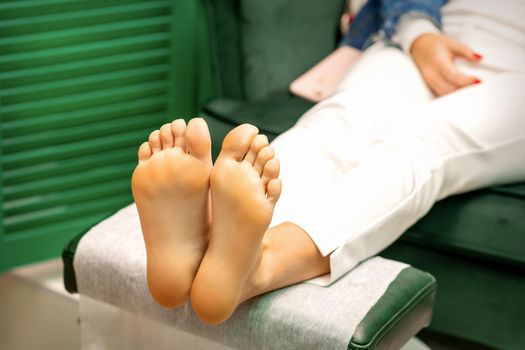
[394,14,441,53]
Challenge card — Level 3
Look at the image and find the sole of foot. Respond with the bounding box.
[190,124,282,324]
[131,118,213,308]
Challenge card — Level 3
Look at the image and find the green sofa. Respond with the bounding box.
[61,0,524,348]
[198,1,525,349]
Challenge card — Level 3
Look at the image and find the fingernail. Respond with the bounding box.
[473,78,481,84]
[473,53,483,60]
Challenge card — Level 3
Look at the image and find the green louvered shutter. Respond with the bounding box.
[0,0,187,271]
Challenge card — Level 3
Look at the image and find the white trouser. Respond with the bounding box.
[270,32,525,285]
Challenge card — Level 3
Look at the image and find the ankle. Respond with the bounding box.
[241,242,274,301]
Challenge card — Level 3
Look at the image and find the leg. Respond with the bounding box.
[294,73,525,284]
[269,44,435,244]
[245,222,331,299]
[190,74,525,324]
[202,73,525,321]
[190,45,438,323]
[131,118,212,308]
[298,42,434,133]
[190,125,280,323]
[190,124,331,324]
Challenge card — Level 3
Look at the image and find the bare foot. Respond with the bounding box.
[191,124,282,324]
[131,118,212,308]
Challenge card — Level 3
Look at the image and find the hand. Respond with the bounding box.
[410,33,482,96]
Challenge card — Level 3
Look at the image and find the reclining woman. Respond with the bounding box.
[131,0,525,324]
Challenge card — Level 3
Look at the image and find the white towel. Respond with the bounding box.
[74,204,408,350]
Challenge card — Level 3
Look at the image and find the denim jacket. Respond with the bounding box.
[340,0,446,50]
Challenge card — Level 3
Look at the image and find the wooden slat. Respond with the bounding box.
[0,0,174,270]
[2,96,168,135]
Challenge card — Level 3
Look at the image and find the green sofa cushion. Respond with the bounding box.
[239,0,344,101]
[205,0,344,101]
[407,183,525,269]
[204,0,244,99]
[202,97,314,135]
[382,242,525,350]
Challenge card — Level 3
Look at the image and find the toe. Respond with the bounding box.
[160,123,174,149]
[149,130,162,153]
[243,134,269,165]
[254,146,274,175]
[267,178,282,204]
[171,119,187,149]
[186,118,212,162]
[219,124,259,161]
[261,158,280,189]
[138,142,152,162]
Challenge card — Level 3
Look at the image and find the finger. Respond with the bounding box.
[428,72,458,96]
[446,37,479,62]
[440,59,477,87]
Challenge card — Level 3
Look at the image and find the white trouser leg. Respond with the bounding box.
[291,72,525,286]
[270,44,433,233]
[271,42,525,285]
[322,73,525,284]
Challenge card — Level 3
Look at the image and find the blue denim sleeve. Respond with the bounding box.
[340,0,445,50]
[380,0,446,40]
[339,0,382,50]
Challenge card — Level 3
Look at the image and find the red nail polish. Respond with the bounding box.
[473,78,481,84]
[473,53,483,60]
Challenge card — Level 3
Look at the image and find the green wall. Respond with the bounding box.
[0,0,215,271]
